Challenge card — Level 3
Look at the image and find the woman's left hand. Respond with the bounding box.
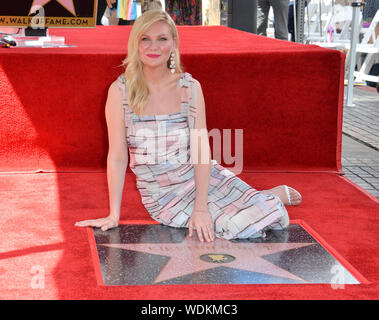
[188,209,215,242]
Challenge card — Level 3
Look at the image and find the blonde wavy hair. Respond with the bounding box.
[122,9,183,116]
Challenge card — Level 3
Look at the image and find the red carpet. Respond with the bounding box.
[0,26,344,173]
[0,26,378,299]
[0,172,378,299]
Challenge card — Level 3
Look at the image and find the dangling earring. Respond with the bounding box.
[169,52,176,74]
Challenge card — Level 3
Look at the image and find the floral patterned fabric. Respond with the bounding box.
[165,0,202,25]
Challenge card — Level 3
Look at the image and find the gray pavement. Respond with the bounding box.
[342,85,379,199]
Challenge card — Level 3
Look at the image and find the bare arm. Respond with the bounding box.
[191,80,212,212]
[188,79,214,242]
[106,0,117,8]
[75,80,128,231]
[106,81,129,220]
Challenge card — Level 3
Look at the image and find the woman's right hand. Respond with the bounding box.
[75,216,119,231]
[188,209,215,242]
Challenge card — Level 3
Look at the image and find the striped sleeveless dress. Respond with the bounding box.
[117,72,289,240]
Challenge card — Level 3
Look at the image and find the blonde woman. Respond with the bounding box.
[75,9,302,242]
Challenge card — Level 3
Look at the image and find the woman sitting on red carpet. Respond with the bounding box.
[75,9,302,242]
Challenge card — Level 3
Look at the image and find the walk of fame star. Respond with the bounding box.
[99,235,315,284]
[91,223,361,286]
[29,0,76,16]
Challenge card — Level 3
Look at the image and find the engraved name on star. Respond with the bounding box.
[99,235,315,284]
[29,0,76,16]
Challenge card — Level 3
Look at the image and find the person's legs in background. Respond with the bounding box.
[288,1,295,41]
[257,0,271,36]
[96,0,108,25]
[271,0,289,40]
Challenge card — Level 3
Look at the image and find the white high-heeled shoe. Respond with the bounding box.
[283,185,302,206]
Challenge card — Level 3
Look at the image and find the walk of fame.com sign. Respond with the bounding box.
[0,0,98,28]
